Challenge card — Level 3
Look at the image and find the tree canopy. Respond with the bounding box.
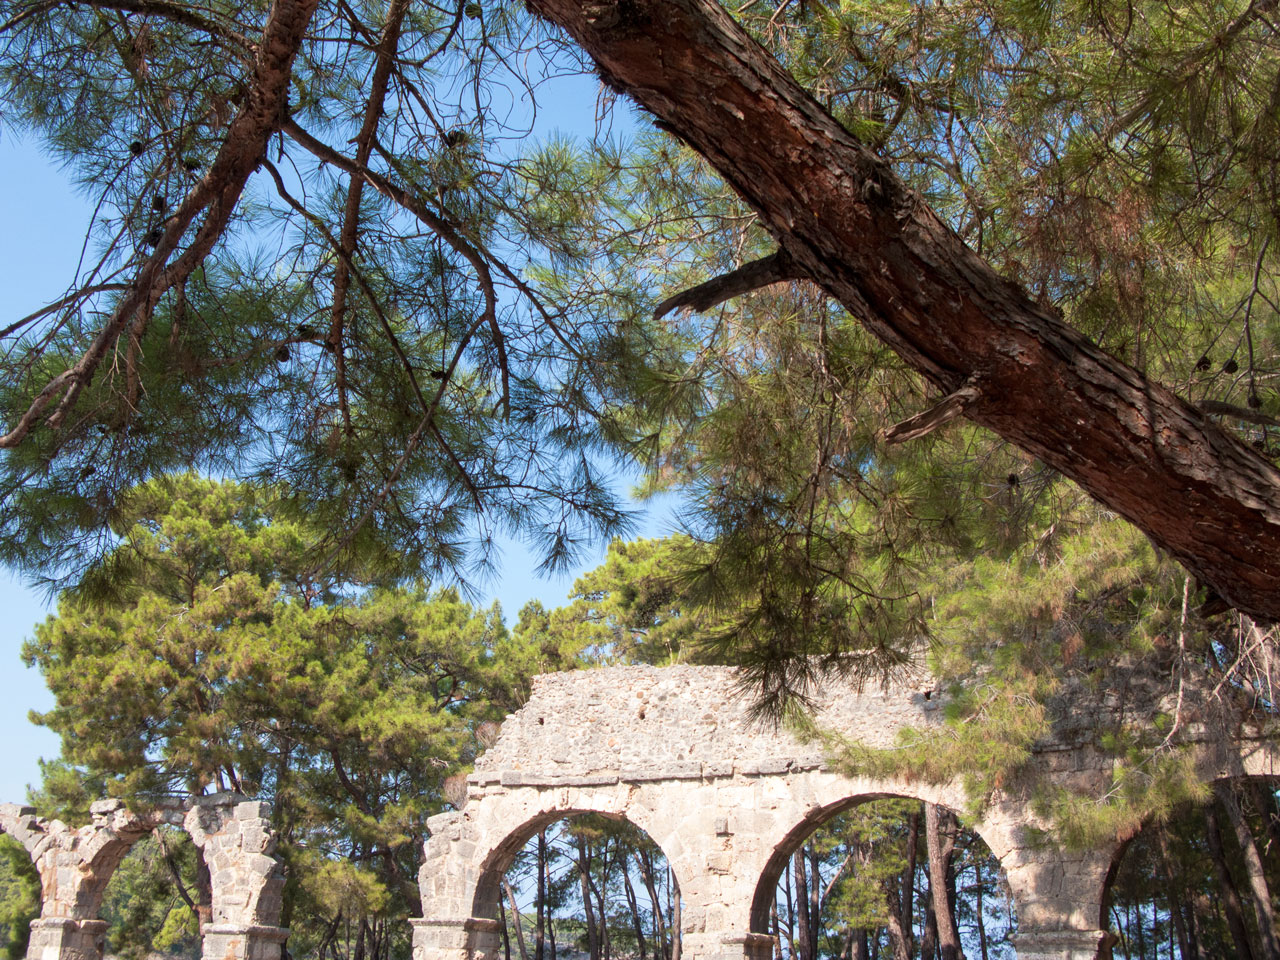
[3,0,1280,633]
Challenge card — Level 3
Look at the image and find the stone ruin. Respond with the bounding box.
[416,664,1280,960]
[0,792,285,960]
[3,663,1277,960]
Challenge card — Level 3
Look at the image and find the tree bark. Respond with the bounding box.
[925,804,964,960]
[1155,828,1193,960]
[526,0,1280,622]
[1206,803,1258,960]
[576,835,601,960]
[1217,783,1280,960]
[880,875,912,960]
[537,831,548,960]
[621,852,648,960]
[504,879,531,960]
[901,809,919,959]
[793,849,812,960]
[670,869,681,960]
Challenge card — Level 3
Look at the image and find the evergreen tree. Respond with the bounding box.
[3,0,1280,623]
[21,474,573,960]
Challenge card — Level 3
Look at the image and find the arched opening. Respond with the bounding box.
[475,812,682,960]
[1102,775,1280,959]
[97,824,202,959]
[751,796,1015,960]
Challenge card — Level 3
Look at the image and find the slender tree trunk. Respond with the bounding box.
[1246,781,1280,877]
[537,831,547,960]
[1156,829,1192,960]
[807,846,821,960]
[921,890,939,960]
[499,894,512,960]
[670,870,681,960]
[1217,783,1280,960]
[925,804,964,960]
[974,856,989,960]
[782,859,797,960]
[504,879,531,960]
[354,916,366,960]
[547,835,558,960]
[622,852,648,960]
[638,849,668,960]
[881,877,912,960]
[772,904,784,960]
[793,849,813,960]
[902,809,920,959]
[1206,803,1258,960]
[591,864,611,960]
[576,836,600,960]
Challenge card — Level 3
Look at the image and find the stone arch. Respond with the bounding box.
[0,795,287,960]
[1098,769,1280,958]
[746,784,980,936]
[0,799,182,960]
[467,802,688,924]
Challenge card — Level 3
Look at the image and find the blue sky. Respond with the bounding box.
[0,74,674,804]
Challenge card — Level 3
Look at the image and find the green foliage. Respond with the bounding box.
[99,831,200,960]
[22,475,579,960]
[0,836,38,960]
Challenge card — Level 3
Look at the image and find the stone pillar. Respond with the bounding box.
[1011,928,1108,960]
[679,932,774,960]
[23,918,107,960]
[0,799,168,960]
[185,794,288,960]
[1001,842,1115,960]
[410,917,501,960]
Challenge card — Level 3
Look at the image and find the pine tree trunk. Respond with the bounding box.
[793,849,813,960]
[499,894,512,960]
[670,870,681,960]
[576,836,600,960]
[1246,781,1280,878]
[925,804,964,960]
[1156,828,1192,960]
[1206,803,1258,960]
[807,846,821,960]
[525,0,1280,622]
[504,879,531,960]
[622,853,648,960]
[1217,783,1280,960]
[881,876,912,960]
[637,849,667,960]
[974,856,989,960]
[902,809,919,959]
[537,831,547,960]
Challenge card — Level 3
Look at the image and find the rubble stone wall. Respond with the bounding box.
[417,663,1280,960]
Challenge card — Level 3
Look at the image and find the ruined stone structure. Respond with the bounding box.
[416,664,1280,960]
[3,664,1276,960]
[0,793,285,960]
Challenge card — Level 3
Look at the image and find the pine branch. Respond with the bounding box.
[0,0,320,448]
[881,381,981,444]
[653,249,805,321]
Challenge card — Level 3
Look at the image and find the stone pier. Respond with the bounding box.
[0,794,287,960]
[416,663,1280,960]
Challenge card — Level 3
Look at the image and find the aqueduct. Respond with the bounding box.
[3,663,1278,960]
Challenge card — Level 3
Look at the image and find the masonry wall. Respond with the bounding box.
[420,662,1280,960]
